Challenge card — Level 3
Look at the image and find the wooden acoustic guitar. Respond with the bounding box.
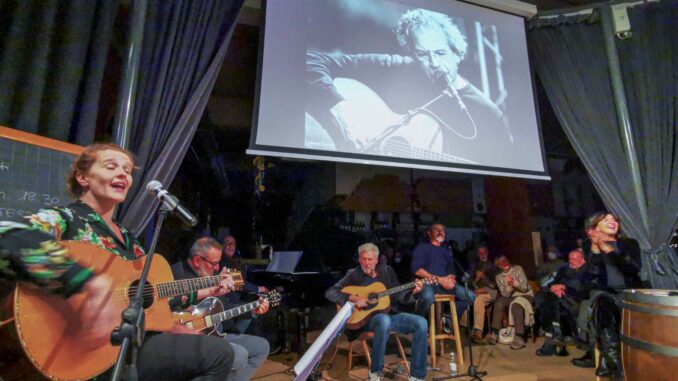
[5,241,243,381]
[173,290,281,335]
[339,278,437,329]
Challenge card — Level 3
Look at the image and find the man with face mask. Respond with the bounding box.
[536,244,566,288]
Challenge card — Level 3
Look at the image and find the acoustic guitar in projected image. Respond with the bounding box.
[339,278,437,329]
[4,241,243,381]
[174,290,281,336]
[324,78,475,165]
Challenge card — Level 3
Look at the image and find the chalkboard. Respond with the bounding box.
[0,126,84,221]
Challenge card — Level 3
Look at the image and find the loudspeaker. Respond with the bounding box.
[471,176,486,214]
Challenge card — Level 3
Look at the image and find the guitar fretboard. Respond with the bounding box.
[376,281,417,298]
[155,276,222,299]
[383,140,474,164]
[212,300,261,326]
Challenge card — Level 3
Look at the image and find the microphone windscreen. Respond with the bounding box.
[146,180,163,194]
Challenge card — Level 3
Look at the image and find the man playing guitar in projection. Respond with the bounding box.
[306,9,514,166]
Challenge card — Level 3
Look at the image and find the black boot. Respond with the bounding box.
[595,328,623,379]
[572,350,595,368]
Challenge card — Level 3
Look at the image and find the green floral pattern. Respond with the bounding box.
[1,201,144,296]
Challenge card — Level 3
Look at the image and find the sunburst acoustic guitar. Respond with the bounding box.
[2,241,243,381]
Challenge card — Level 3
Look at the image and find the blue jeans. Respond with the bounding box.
[416,284,475,319]
[223,333,270,381]
[367,313,428,379]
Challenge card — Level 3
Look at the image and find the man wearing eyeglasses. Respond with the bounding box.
[171,237,271,381]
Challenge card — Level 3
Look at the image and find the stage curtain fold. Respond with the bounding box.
[529,2,678,288]
[117,0,244,236]
[0,0,117,144]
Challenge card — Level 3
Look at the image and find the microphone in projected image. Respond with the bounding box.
[146,180,197,227]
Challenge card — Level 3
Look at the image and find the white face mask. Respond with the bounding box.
[394,257,402,263]
[547,251,558,260]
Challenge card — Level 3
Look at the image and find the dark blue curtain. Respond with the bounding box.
[118,0,245,235]
[0,0,117,144]
[529,2,678,288]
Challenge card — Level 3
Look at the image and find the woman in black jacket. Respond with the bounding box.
[582,211,643,379]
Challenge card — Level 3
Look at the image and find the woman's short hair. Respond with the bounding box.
[584,211,621,236]
[66,143,135,197]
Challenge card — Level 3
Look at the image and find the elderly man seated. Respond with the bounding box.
[536,249,594,356]
[485,256,533,350]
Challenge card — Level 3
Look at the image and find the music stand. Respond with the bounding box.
[293,302,354,381]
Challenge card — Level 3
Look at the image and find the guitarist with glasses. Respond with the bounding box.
[325,242,428,381]
[171,237,271,381]
[0,144,235,381]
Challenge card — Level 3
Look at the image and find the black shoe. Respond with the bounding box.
[572,350,595,368]
[555,345,569,357]
[536,342,556,356]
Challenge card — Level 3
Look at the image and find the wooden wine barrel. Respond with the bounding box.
[622,289,678,381]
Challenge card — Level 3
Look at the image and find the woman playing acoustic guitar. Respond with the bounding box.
[0,144,235,381]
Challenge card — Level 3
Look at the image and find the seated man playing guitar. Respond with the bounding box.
[0,144,235,381]
[172,237,271,381]
[325,243,428,381]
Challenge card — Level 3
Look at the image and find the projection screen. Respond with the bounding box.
[248,0,549,180]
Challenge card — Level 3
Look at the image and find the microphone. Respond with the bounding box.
[146,180,198,227]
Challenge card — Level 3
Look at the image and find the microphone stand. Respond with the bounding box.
[109,204,170,381]
[433,252,487,381]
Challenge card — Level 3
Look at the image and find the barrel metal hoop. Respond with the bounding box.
[622,302,678,317]
[623,290,678,307]
[621,335,678,357]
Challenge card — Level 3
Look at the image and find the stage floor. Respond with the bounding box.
[252,332,603,380]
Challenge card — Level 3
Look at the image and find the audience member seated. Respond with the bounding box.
[486,256,534,350]
[536,249,593,357]
[535,244,566,288]
[220,235,272,338]
[468,245,498,343]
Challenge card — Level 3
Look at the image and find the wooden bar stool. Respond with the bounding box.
[429,294,464,368]
[347,331,410,375]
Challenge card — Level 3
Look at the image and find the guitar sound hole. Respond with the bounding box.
[127,280,155,309]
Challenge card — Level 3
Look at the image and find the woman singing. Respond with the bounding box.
[0,143,235,380]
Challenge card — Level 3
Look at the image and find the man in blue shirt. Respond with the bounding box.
[412,223,475,320]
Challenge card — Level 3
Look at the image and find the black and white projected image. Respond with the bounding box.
[252,0,546,177]
[305,6,512,167]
